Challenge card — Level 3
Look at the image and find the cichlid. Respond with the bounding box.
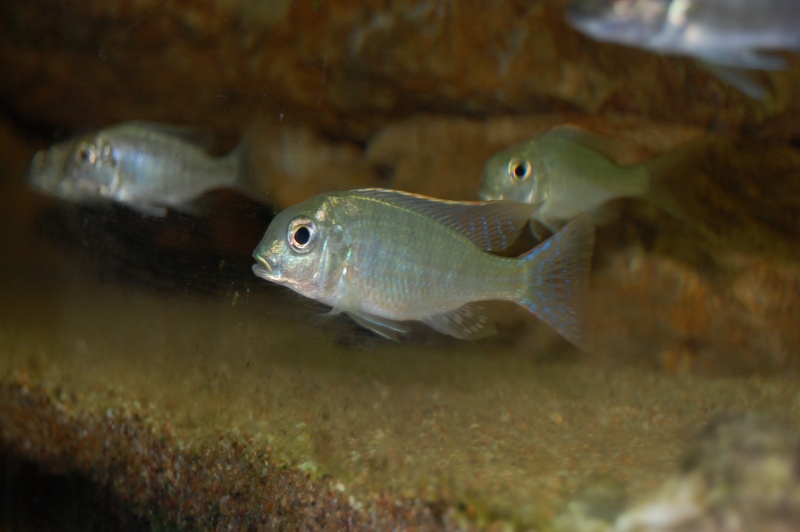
[28,121,255,216]
[565,0,800,98]
[478,126,701,234]
[251,188,595,348]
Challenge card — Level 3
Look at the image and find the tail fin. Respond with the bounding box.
[643,135,712,233]
[518,215,595,351]
[229,130,272,205]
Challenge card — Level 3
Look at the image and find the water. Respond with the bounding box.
[2,1,800,529]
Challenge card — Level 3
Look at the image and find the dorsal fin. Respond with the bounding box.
[116,121,216,151]
[542,125,621,162]
[353,188,538,252]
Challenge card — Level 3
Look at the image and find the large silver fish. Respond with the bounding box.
[28,121,254,216]
[251,188,595,348]
[565,0,800,98]
[478,126,702,233]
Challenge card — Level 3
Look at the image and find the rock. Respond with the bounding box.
[1,0,796,143]
[616,413,800,532]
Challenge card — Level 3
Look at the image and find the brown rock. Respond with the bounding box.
[1,0,796,142]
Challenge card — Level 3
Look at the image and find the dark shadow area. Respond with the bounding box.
[0,449,150,531]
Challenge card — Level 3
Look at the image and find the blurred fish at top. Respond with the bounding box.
[479,125,707,235]
[28,121,261,216]
[565,0,800,99]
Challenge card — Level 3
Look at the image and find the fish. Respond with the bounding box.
[251,188,595,348]
[565,0,800,99]
[478,126,704,234]
[28,121,257,216]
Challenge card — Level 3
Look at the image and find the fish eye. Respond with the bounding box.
[76,143,97,165]
[508,158,532,181]
[287,217,318,253]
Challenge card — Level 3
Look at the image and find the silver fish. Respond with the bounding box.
[565,0,800,98]
[478,126,699,233]
[252,188,594,348]
[28,121,251,216]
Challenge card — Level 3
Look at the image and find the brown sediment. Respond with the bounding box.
[0,378,455,530]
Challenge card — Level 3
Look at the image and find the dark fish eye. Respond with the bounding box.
[508,158,532,181]
[76,143,97,165]
[287,216,318,253]
[294,226,310,245]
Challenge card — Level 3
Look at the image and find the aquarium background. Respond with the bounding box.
[2,0,800,529]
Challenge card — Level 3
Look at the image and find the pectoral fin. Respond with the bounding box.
[422,303,496,340]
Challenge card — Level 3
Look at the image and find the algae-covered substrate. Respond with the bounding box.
[2,200,800,530]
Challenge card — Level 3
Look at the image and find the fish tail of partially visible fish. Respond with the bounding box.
[643,135,716,237]
[517,214,595,351]
[227,131,271,204]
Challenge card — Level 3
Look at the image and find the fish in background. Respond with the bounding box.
[251,188,595,349]
[28,121,262,217]
[478,125,707,235]
[565,0,800,99]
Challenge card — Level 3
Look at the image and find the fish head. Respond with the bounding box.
[565,0,670,47]
[252,195,347,301]
[29,132,122,203]
[28,145,69,197]
[61,133,122,199]
[478,140,549,204]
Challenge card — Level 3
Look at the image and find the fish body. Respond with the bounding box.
[28,121,245,216]
[252,188,594,348]
[566,0,800,97]
[479,127,650,232]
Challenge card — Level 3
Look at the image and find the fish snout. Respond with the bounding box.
[27,150,60,192]
[478,182,503,201]
[252,254,279,281]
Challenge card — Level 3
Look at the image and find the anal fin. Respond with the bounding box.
[422,303,497,340]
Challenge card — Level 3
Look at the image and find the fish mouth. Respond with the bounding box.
[252,255,277,281]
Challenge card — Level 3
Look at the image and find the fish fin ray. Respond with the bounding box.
[354,188,536,251]
[422,303,497,340]
[699,50,787,71]
[120,121,216,151]
[230,128,272,204]
[519,215,595,351]
[528,219,552,242]
[127,202,169,217]
[700,62,771,100]
[346,311,408,341]
[543,125,625,162]
[643,136,715,237]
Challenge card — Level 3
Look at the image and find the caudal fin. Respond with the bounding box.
[519,215,595,351]
[229,129,272,204]
[643,135,713,235]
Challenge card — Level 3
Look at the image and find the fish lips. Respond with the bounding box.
[252,256,281,282]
